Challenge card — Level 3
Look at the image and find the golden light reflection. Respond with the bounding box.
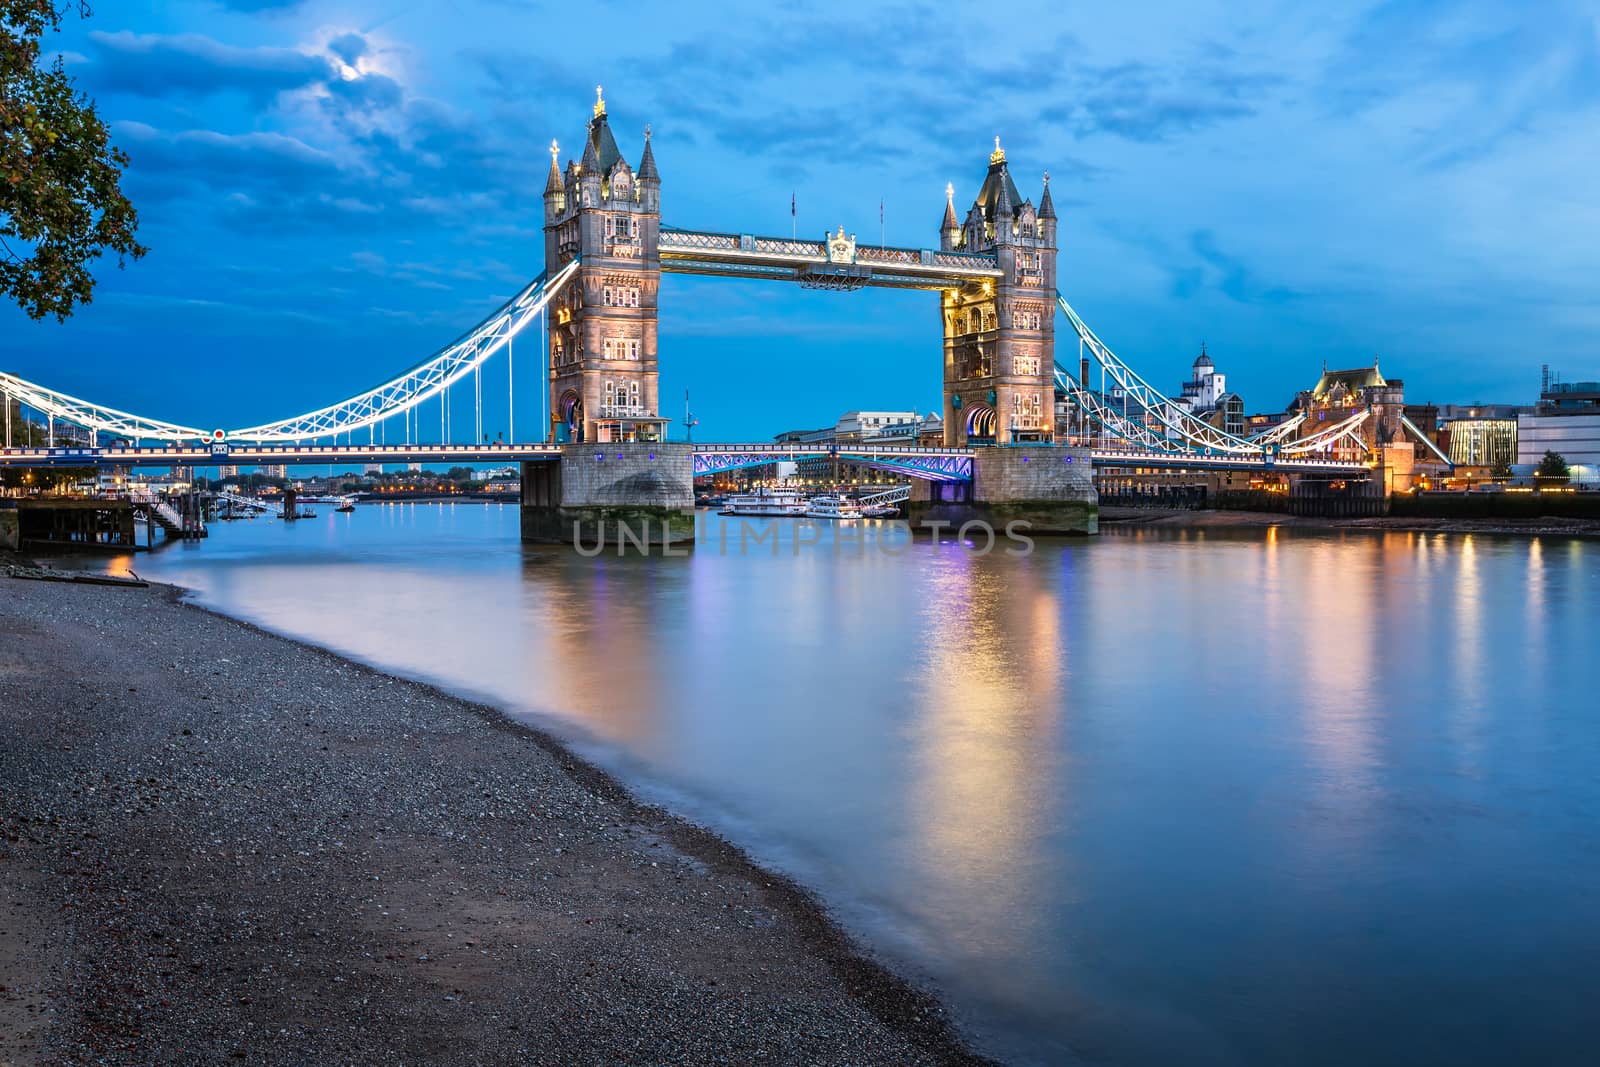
[1448,535,1487,767]
[514,553,669,748]
[903,550,1062,966]
[1296,539,1380,796]
[1524,538,1545,678]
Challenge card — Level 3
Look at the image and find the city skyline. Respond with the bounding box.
[3,1,1596,441]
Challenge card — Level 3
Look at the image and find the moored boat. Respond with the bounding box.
[718,488,808,517]
[805,495,864,520]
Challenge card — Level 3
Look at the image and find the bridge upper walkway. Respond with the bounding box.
[658,228,1002,291]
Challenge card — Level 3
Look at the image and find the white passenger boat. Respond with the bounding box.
[718,488,808,517]
[860,504,899,518]
[805,495,864,520]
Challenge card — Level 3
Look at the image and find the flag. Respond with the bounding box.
[791,192,795,217]
[880,198,883,224]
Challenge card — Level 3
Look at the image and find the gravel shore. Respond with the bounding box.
[1,576,990,1066]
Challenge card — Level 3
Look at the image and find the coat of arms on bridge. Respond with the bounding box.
[827,226,857,264]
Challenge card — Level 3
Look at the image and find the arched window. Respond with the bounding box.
[604,381,616,407]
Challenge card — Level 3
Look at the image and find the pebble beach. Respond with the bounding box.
[0,575,988,1065]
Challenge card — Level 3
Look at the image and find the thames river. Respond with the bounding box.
[105,506,1599,1065]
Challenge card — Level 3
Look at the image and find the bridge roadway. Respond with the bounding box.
[0,441,1369,477]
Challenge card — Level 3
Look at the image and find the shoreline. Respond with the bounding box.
[1099,506,1600,539]
[0,571,993,1065]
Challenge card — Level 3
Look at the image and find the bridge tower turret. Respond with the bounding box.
[939,138,1057,447]
[939,183,961,252]
[543,86,665,443]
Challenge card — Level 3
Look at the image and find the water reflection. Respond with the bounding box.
[908,548,1062,984]
[93,508,1600,1067]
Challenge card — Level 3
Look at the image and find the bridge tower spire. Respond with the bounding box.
[543,91,665,443]
[939,137,1057,446]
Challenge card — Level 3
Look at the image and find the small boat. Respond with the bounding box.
[719,488,808,517]
[860,504,899,518]
[335,502,356,513]
[805,495,864,520]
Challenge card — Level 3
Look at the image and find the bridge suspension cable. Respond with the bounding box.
[1052,292,1378,459]
[225,258,579,443]
[0,371,207,443]
[1054,292,1266,455]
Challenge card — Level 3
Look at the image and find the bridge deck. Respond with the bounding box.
[0,442,1369,477]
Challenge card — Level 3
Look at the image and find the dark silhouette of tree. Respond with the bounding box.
[2,2,146,320]
[1536,450,1570,485]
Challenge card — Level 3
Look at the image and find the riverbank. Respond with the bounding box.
[0,575,989,1065]
[1099,506,1600,539]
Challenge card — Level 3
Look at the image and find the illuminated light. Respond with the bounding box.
[595,452,604,462]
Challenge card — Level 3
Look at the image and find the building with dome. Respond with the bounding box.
[1173,345,1229,415]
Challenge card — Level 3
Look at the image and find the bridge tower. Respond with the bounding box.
[938,139,1057,447]
[543,87,666,443]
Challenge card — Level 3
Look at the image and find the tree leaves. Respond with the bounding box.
[2,1,147,321]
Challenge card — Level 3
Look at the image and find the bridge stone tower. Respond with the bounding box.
[938,139,1058,447]
[543,88,666,443]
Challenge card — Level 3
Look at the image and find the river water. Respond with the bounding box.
[102,505,1599,1065]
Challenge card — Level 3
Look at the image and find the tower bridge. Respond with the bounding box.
[2,86,1393,545]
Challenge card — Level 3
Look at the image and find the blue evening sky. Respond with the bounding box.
[5,0,1598,442]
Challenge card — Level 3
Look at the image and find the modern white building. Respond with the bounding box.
[835,410,921,439]
[1516,378,1600,484]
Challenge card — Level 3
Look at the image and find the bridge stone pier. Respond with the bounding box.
[906,445,1098,535]
[520,443,695,546]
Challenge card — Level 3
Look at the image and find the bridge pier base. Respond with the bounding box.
[520,443,695,547]
[906,445,1098,536]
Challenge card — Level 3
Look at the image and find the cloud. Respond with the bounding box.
[113,121,341,182]
[325,70,404,113]
[1061,61,1278,143]
[85,30,333,101]
[1169,231,1302,306]
[327,32,368,66]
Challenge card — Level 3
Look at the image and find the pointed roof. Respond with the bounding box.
[585,86,625,176]
[992,163,1015,220]
[1039,170,1056,219]
[579,130,600,175]
[1311,362,1388,400]
[544,139,563,195]
[638,125,659,181]
[973,138,1023,223]
[941,181,959,232]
